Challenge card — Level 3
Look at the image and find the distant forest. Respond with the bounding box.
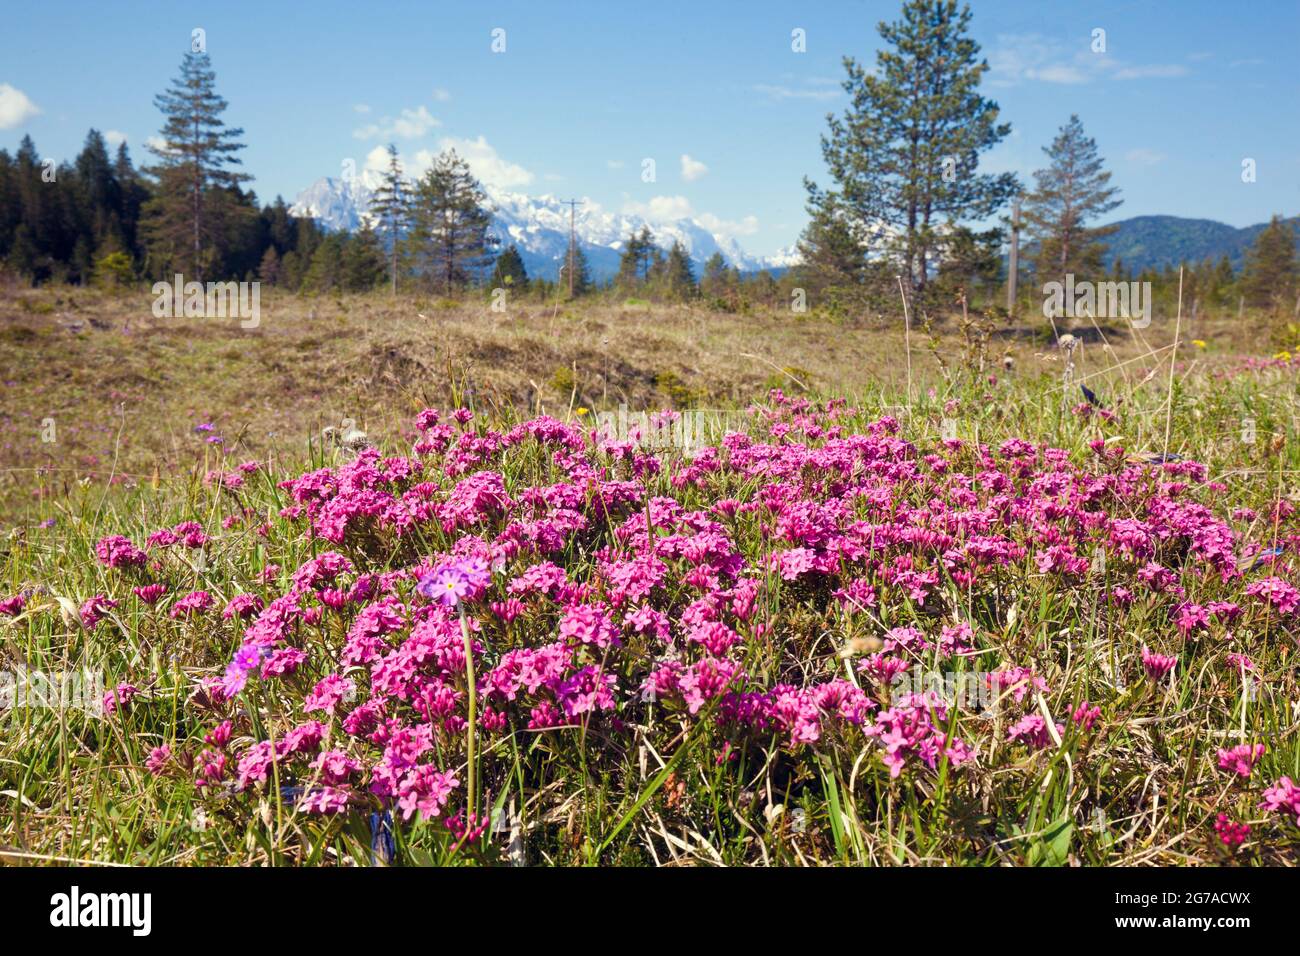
[1,1,1297,319]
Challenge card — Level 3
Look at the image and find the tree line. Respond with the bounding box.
[2,2,1296,317]
[794,0,1298,319]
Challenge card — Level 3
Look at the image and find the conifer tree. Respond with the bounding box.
[491,243,529,291]
[405,149,497,296]
[1021,114,1123,282]
[141,50,252,278]
[663,240,697,300]
[617,226,659,288]
[568,245,593,296]
[1241,215,1298,313]
[368,144,410,294]
[806,0,1017,299]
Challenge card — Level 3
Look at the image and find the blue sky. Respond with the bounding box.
[2,0,1297,257]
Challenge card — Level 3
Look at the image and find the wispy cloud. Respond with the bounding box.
[1113,64,1188,80]
[1125,147,1166,166]
[434,135,533,190]
[104,129,127,147]
[620,194,759,240]
[0,83,40,129]
[353,105,440,140]
[988,34,1188,87]
[753,82,841,102]
[431,88,452,102]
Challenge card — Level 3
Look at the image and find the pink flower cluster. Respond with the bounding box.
[55,390,1300,855]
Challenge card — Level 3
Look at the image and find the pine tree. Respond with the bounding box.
[807,0,1017,299]
[405,149,497,296]
[368,144,410,294]
[141,50,252,279]
[700,252,740,305]
[1021,114,1123,282]
[663,240,697,300]
[568,245,593,296]
[342,226,387,291]
[114,142,147,258]
[617,226,659,288]
[491,243,529,291]
[1241,215,1298,313]
[796,200,872,291]
[303,234,346,292]
[258,245,281,285]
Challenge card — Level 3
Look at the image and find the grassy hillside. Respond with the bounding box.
[1102,215,1300,272]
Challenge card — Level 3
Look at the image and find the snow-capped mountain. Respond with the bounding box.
[289,176,798,281]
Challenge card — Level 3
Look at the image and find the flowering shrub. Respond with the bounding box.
[6,389,1300,865]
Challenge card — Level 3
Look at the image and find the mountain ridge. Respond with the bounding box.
[289,175,1297,281]
[289,174,799,282]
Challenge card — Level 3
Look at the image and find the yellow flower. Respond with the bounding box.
[1191,339,1206,349]
[575,406,590,417]
[1274,351,1292,361]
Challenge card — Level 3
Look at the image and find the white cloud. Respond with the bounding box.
[0,83,40,129]
[353,105,440,140]
[353,103,371,114]
[752,83,841,101]
[1113,64,1187,80]
[680,153,708,182]
[606,159,624,170]
[1125,148,1166,166]
[104,129,128,147]
[697,211,760,239]
[431,88,452,102]
[363,144,400,175]
[435,135,534,190]
[1026,64,1088,84]
[622,195,694,222]
[621,195,760,239]
[144,135,175,155]
[989,34,1188,87]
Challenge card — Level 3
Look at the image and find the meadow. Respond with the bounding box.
[1,285,1299,866]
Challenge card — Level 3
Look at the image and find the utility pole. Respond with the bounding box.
[1006,197,1021,317]
[560,198,583,297]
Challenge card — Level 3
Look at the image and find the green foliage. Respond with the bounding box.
[1241,215,1299,314]
[806,0,1018,302]
[405,149,498,295]
[1022,114,1123,283]
[491,244,529,291]
[93,250,135,287]
[140,51,255,279]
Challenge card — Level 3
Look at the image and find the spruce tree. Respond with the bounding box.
[368,144,410,295]
[1241,215,1298,313]
[1021,114,1123,282]
[141,50,252,279]
[617,226,659,288]
[491,243,529,291]
[663,240,697,300]
[796,200,872,291]
[568,245,593,296]
[405,149,497,296]
[807,0,1016,299]
[342,226,388,291]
